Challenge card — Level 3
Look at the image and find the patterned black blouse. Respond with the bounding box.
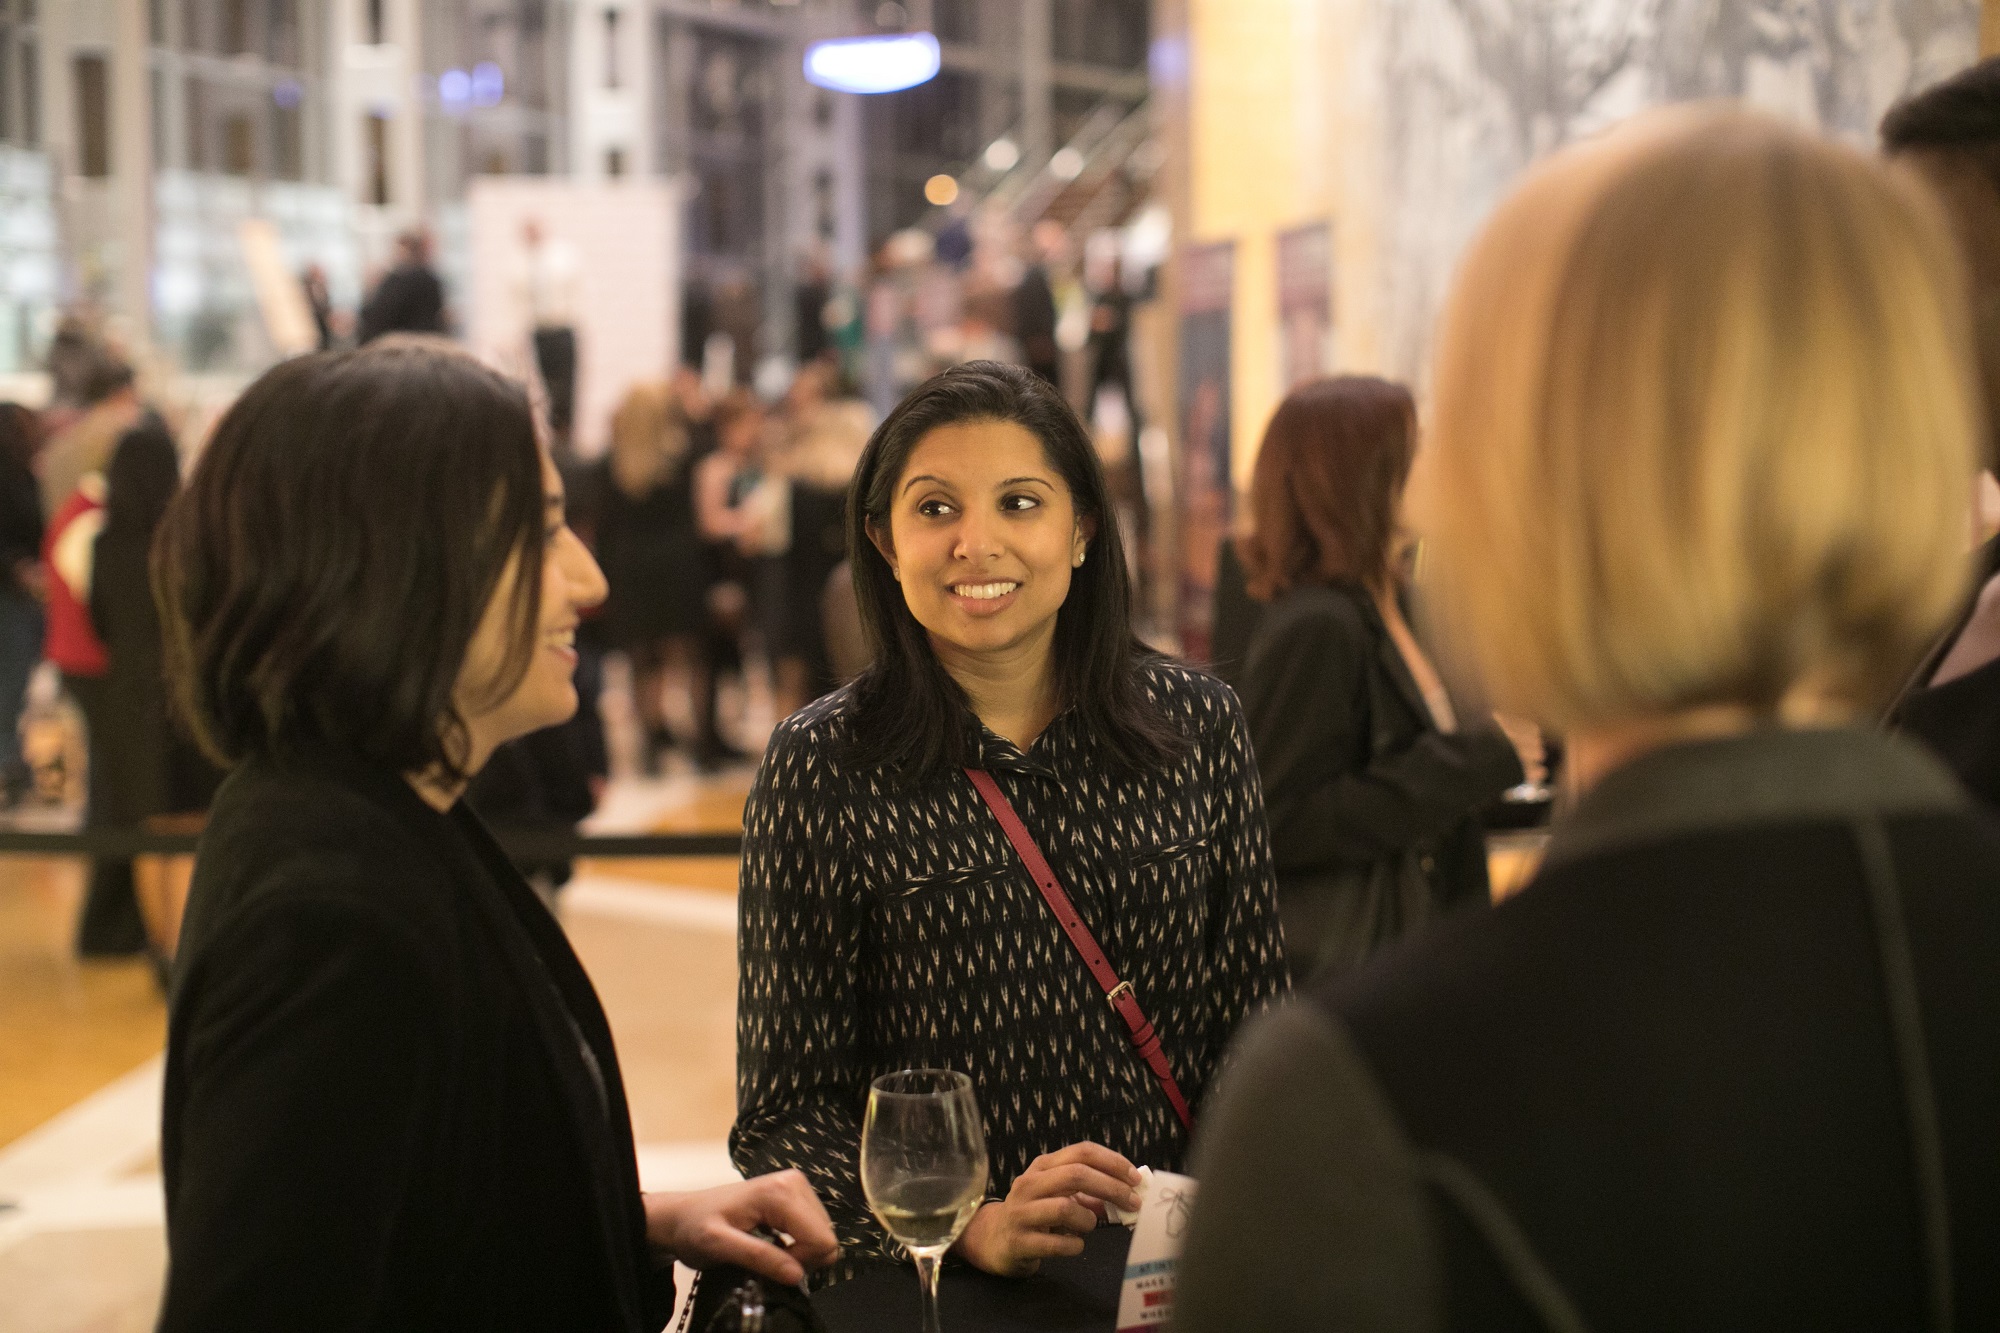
[731,660,1290,1272]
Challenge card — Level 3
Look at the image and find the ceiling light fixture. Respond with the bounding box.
[803,31,941,95]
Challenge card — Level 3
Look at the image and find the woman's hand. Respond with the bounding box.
[642,1170,840,1287]
[1493,712,1548,786]
[952,1143,1143,1278]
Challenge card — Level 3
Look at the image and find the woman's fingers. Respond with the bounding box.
[642,1172,841,1285]
[1007,1193,1101,1239]
[1013,1160,1142,1210]
[1027,1141,1140,1184]
[1007,1226,1089,1261]
[686,1218,809,1288]
[744,1170,841,1270]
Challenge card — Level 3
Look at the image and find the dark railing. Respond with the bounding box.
[0,829,744,859]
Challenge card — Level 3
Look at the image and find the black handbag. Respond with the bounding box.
[679,1265,830,1333]
[1282,638,1441,983]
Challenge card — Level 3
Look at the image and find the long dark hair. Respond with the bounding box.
[155,342,546,784]
[844,360,1186,780]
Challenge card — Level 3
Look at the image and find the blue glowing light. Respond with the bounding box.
[439,67,472,110]
[272,78,303,110]
[803,32,940,95]
[471,61,505,107]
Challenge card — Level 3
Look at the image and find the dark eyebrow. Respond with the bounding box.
[902,473,950,494]
[1001,476,1053,488]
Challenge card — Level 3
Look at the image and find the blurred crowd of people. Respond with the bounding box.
[0,323,219,972]
[1,188,1161,976]
[584,356,874,775]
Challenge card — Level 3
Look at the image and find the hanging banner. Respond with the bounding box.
[1276,220,1334,390]
[1176,240,1234,662]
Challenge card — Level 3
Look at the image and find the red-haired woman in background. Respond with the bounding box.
[1235,376,1541,982]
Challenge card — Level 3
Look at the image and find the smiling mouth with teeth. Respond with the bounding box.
[952,581,1020,601]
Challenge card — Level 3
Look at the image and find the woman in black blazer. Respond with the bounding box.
[1234,376,1537,982]
[1176,107,2000,1329]
[153,343,836,1331]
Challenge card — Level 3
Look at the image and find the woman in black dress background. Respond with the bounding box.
[1234,377,1540,981]
[597,380,715,771]
[89,417,220,964]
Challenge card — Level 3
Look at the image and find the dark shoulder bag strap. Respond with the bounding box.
[963,768,1195,1132]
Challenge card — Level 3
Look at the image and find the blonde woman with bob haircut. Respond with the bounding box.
[1175,105,2000,1332]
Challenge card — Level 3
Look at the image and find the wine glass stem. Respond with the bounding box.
[916,1249,944,1333]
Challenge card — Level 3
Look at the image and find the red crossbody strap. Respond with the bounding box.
[963,768,1195,1132]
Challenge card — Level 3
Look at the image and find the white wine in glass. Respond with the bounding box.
[861,1069,989,1333]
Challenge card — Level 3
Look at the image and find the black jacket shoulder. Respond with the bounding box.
[163,749,669,1333]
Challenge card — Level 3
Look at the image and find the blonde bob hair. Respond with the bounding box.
[1420,104,1981,731]
[608,379,690,499]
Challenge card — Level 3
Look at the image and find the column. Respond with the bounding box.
[1019,0,1051,167]
[111,0,153,347]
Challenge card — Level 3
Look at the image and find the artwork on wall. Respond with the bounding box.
[1276,220,1334,392]
[1373,0,1980,382]
[1177,240,1235,663]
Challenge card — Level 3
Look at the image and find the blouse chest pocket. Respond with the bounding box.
[1129,830,1213,870]
[1118,828,1216,921]
[886,861,1013,899]
[869,859,1032,961]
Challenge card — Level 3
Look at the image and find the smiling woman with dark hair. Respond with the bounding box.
[153,342,836,1331]
[731,360,1288,1282]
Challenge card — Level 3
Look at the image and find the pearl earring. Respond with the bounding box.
[1072,549,1086,568]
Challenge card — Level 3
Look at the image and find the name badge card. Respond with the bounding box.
[1114,1169,1197,1331]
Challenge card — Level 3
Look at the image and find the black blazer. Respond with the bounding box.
[1238,583,1521,978]
[1176,729,2000,1331]
[1890,536,2000,808]
[160,748,675,1332]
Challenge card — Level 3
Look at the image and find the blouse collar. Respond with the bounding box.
[970,706,1081,779]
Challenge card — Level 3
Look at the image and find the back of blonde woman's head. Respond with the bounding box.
[609,379,688,498]
[1422,104,1981,730]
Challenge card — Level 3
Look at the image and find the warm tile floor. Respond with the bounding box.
[0,859,165,1150]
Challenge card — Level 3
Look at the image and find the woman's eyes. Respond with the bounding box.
[914,494,1042,518]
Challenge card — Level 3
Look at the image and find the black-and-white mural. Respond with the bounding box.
[1376,0,1980,380]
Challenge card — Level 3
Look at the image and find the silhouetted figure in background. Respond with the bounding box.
[597,381,717,772]
[794,247,833,367]
[516,217,580,453]
[301,263,336,351]
[40,358,150,958]
[0,403,44,806]
[1013,220,1064,387]
[91,419,221,970]
[358,228,446,345]
[40,356,140,519]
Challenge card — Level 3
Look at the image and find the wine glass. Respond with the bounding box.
[861,1069,989,1333]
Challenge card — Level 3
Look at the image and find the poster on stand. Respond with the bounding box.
[1176,240,1234,663]
[1276,220,1334,390]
